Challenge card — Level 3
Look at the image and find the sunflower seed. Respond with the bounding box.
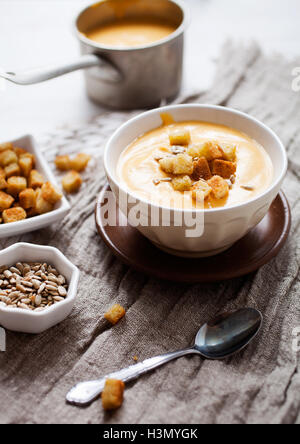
[23,265,31,275]
[21,298,31,304]
[53,296,64,302]
[45,284,58,292]
[58,275,66,284]
[38,283,46,294]
[18,303,30,310]
[58,286,67,297]
[47,275,59,284]
[171,146,185,154]
[10,267,21,275]
[4,270,13,279]
[34,295,42,306]
[241,185,254,191]
[49,267,59,276]
[15,262,23,272]
[0,295,10,304]
[31,279,41,289]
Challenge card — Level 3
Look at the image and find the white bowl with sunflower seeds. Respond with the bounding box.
[0,243,79,333]
[0,134,70,238]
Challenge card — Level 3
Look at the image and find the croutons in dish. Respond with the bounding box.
[0,142,62,224]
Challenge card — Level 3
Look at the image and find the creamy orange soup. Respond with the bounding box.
[117,119,273,209]
[84,18,176,48]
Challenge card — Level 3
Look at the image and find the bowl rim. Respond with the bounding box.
[0,134,71,235]
[0,242,79,318]
[104,103,288,214]
[74,0,189,52]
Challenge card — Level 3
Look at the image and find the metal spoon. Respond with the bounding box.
[66,307,262,406]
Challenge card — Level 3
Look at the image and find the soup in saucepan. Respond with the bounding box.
[84,17,176,48]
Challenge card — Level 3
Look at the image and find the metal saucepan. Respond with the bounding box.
[0,0,188,109]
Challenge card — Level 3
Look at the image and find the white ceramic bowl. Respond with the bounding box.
[0,243,79,333]
[104,104,287,257]
[0,135,70,239]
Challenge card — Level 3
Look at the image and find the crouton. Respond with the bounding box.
[20,152,35,166]
[191,180,212,202]
[159,156,175,174]
[55,155,71,171]
[172,153,193,175]
[212,159,236,179]
[4,162,21,178]
[102,379,125,411]
[0,191,14,211]
[0,142,13,152]
[172,175,192,191]
[28,170,44,188]
[19,188,36,209]
[104,303,126,325]
[14,147,27,157]
[6,176,27,196]
[0,168,5,179]
[196,141,214,159]
[62,170,82,194]
[192,157,212,181]
[19,155,33,177]
[41,182,62,204]
[0,176,7,190]
[0,150,18,167]
[169,130,191,146]
[187,144,202,158]
[70,153,91,172]
[221,144,237,162]
[35,189,53,214]
[207,175,229,199]
[26,207,38,218]
[2,207,26,223]
[208,143,224,160]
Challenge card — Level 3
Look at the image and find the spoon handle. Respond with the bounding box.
[66,347,196,405]
[0,54,121,85]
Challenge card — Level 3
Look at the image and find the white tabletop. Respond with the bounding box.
[1,0,299,141]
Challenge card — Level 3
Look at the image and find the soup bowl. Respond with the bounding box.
[104,104,287,257]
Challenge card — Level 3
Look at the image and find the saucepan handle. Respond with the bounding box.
[0,54,121,85]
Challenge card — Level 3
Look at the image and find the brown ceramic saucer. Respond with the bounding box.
[95,185,291,283]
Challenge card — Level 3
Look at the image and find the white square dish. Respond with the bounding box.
[0,134,70,238]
